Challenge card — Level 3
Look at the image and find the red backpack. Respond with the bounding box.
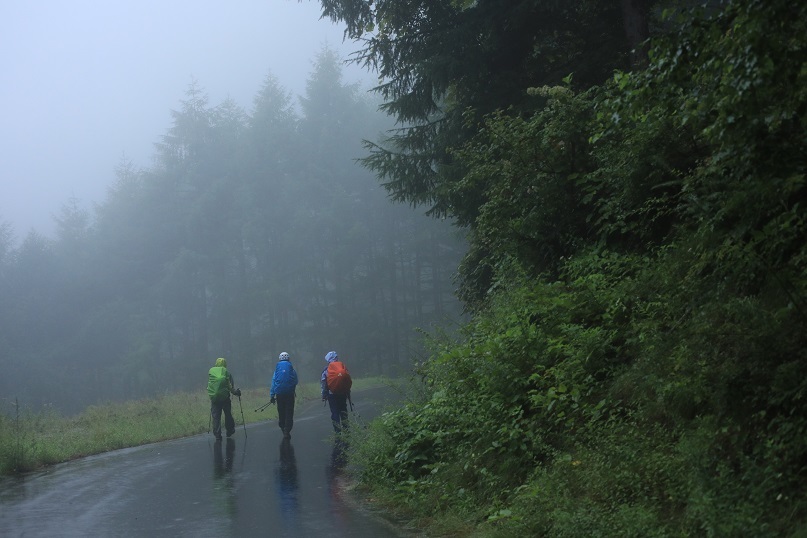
[326,360,353,395]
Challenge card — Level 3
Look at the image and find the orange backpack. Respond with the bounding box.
[326,360,353,395]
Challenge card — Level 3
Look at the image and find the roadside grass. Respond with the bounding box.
[0,377,386,475]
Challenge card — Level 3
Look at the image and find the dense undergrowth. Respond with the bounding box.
[346,2,807,536]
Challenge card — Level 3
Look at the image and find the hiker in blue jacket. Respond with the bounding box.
[321,351,351,433]
[270,352,298,439]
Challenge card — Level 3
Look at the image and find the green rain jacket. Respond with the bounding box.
[207,357,235,402]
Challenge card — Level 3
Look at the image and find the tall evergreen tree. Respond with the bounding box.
[319,0,653,218]
[318,0,663,303]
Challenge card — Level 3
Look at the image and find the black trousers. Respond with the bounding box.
[211,398,235,438]
[276,393,295,433]
[327,393,349,432]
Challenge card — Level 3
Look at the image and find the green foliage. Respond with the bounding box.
[321,0,642,225]
[451,86,597,306]
[0,399,44,474]
[349,0,807,536]
[353,273,616,523]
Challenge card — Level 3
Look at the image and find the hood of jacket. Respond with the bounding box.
[215,357,227,368]
[324,351,338,363]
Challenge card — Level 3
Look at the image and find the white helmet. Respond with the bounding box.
[279,352,290,361]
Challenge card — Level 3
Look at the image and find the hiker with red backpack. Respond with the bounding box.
[270,351,298,439]
[321,351,352,433]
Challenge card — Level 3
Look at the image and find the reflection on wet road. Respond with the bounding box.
[276,437,300,534]
[0,388,406,537]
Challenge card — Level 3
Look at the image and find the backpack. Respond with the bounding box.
[326,360,352,395]
[273,361,297,395]
[207,366,230,402]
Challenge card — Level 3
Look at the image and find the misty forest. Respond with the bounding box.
[3,0,807,535]
[0,48,465,413]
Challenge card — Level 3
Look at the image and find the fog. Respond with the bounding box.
[0,0,370,239]
[0,0,468,415]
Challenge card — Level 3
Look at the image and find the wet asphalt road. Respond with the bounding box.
[0,388,409,537]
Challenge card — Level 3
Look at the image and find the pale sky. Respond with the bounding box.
[0,0,371,240]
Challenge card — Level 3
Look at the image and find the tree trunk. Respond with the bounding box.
[621,0,650,68]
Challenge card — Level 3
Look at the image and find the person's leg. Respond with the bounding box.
[222,398,235,437]
[211,401,223,439]
[336,394,349,430]
[277,393,295,435]
[327,394,341,432]
[276,395,288,432]
[286,393,295,433]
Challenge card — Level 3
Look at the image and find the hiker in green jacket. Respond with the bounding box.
[207,357,241,440]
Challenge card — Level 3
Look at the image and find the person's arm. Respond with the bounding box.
[320,368,328,399]
[229,373,241,396]
[270,365,278,398]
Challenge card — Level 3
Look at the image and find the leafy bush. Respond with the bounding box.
[350,1,807,536]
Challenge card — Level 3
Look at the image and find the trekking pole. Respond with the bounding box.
[254,400,273,412]
[208,409,211,434]
[348,393,354,412]
[237,394,247,438]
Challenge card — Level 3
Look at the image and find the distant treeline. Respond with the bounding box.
[0,48,466,414]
